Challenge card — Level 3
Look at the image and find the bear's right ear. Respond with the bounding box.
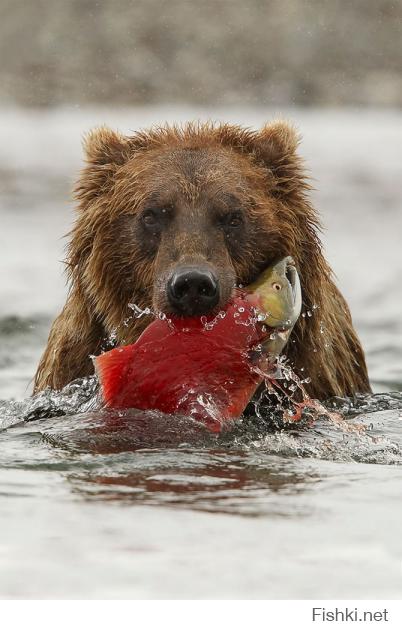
[83,126,132,166]
[75,126,133,206]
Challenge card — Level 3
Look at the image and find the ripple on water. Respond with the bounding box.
[1,381,402,467]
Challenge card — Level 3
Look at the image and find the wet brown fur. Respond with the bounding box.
[33,121,371,399]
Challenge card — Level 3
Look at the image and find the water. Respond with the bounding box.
[1,106,402,598]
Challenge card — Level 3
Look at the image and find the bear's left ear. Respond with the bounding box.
[217,120,304,199]
[252,121,305,198]
[254,121,299,167]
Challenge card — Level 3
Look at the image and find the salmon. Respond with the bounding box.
[94,256,302,431]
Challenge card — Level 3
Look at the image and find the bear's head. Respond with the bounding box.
[69,121,327,340]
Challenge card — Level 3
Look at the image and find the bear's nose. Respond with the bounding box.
[167,267,220,316]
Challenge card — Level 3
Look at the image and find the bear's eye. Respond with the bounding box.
[220,211,244,229]
[141,206,172,230]
[142,210,159,227]
[228,215,242,228]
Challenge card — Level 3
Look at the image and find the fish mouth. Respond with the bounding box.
[284,260,300,309]
[272,256,302,330]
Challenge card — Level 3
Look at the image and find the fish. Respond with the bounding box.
[94,256,302,431]
[246,255,302,357]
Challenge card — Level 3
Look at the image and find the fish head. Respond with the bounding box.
[245,256,302,355]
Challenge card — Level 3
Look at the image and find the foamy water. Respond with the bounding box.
[0,106,401,598]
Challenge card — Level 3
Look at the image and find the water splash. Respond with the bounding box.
[177,389,228,432]
[248,354,369,436]
[1,377,402,463]
[127,303,152,319]
[0,375,100,430]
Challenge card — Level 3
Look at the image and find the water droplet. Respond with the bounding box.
[128,303,152,318]
[108,328,118,343]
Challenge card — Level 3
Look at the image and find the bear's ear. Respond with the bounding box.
[254,121,299,167]
[251,121,304,198]
[75,126,133,206]
[217,120,304,199]
[83,126,131,166]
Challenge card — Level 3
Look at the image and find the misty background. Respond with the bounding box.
[1,0,401,108]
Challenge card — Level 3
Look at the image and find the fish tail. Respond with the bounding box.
[93,345,136,407]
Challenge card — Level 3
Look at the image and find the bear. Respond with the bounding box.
[33,120,371,400]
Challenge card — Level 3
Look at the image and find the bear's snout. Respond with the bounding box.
[167,266,220,316]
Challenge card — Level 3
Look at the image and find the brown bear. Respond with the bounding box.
[33,120,371,400]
